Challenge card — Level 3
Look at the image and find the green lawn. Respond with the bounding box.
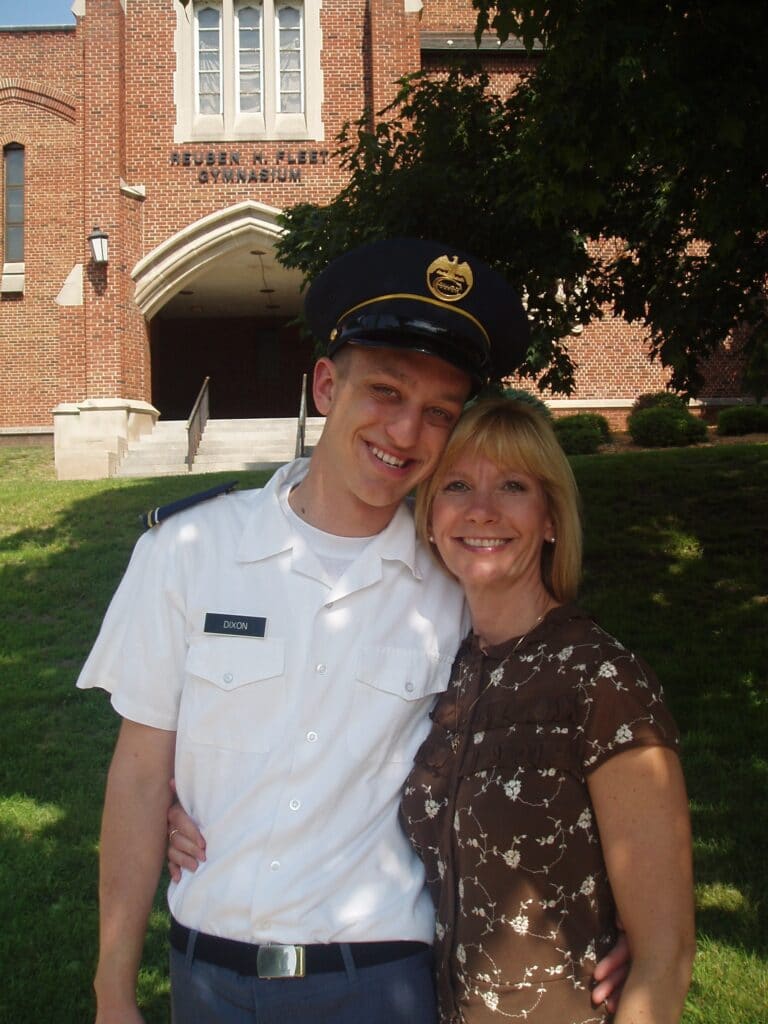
[0,444,766,1022]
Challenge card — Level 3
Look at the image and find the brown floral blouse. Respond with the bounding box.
[401,604,680,1024]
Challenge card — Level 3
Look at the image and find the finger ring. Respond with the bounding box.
[168,827,181,840]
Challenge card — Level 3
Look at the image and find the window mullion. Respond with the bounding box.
[221,0,236,130]
[263,0,276,133]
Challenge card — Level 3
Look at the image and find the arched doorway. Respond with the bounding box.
[132,200,315,419]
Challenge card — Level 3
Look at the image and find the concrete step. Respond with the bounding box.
[150,420,188,431]
[115,417,324,478]
[123,451,189,466]
[203,418,324,436]
[202,416,324,428]
[195,418,323,468]
[193,444,300,457]
[116,421,188,477]
[126,432,187,444]
[117,464,191,478]
[118,457,189,476]
[190,460,286,474]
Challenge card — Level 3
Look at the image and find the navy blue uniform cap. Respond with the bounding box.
[304,238,529,387]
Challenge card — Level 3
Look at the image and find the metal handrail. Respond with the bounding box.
[295,372,308,458]
[187,375,210,470]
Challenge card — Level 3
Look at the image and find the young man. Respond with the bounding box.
[79,239,624,1023]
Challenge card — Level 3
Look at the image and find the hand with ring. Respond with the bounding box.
[167,780,206,882]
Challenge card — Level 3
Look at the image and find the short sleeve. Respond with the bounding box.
[579,643,680,776]
[76,525,189,731]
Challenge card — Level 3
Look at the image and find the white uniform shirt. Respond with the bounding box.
[78,460,467,944]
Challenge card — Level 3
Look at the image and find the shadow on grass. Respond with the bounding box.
[0,470,271,1024]
[575,446,768,963]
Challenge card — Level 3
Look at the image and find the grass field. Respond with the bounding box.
[0,443,766,1022]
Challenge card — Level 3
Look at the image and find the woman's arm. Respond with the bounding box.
[588,745,696,1024]
[167,795,206,882]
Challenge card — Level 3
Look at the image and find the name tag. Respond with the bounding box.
[204,613,267,638]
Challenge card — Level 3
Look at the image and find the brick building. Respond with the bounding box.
[0,0,745,477]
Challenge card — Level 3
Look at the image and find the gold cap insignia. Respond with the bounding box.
[426,254,474,303]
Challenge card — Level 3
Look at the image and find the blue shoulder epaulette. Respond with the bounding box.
[139,480,238,530]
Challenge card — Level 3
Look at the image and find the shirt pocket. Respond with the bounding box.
[180,636,286,753]
[347,645,454,764]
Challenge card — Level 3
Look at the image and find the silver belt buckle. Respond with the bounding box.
[256,943,306,979]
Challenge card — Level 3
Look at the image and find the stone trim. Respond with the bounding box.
[1,262,25,294]
[53,398,159,480]
[55,264,84,306]
[131,198,285,318]
[0,79,77,122]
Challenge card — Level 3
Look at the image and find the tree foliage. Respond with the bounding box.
[278,68,598,393]
[278,1,768,397]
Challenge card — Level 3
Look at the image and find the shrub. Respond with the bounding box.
[632,391,688,413]
[554,415,604,455]
[716,405,768,436]
[628,406,708,447]
[573,412,612,442]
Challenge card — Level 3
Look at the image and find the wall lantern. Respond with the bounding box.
[88,226,109,264]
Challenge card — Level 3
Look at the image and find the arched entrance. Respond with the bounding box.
[132,200,314,419]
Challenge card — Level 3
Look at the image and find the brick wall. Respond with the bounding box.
[421,2,479,33]
[0,27,82,426]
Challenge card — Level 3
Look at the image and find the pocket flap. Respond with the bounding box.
[356,646,452,702]
[186,636,285,691]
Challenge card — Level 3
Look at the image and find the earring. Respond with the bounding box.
[547,536,556,544]
[428,534,435,543]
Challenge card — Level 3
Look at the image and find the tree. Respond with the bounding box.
[278,1,768,397]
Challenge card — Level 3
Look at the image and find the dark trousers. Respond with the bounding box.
[170,932,438,1024]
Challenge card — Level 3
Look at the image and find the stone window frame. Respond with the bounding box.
[174,0,324,142]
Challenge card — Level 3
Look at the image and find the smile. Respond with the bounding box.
[460,538,509,548]
[369,444,409,469]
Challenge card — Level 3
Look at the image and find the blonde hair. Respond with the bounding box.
[415,398,582,602]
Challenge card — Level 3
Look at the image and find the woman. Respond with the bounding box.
[401,397,695,1023]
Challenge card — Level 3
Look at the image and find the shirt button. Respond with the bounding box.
[270,860,281,871]
[289,799,301,811]
[315,663,327,674]
[223,672,234,684]
[405,681,415,693]
[306,731,318,743]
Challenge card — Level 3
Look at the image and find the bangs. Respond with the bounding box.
[442,404,553,484]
